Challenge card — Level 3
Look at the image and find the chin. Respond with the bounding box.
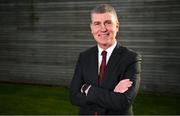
[99,42,109,47]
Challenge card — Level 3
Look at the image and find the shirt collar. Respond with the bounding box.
[98,40,117,55]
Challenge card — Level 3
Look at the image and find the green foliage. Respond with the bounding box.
[0,83,179,115]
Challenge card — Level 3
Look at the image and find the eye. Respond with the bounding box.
[93,22,101,26]
[105,20,112,25]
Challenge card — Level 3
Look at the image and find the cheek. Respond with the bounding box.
[109,26,117,31]
[91,28,98,35]
[109,27,118,34]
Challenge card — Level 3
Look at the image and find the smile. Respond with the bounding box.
[98,33,109,37]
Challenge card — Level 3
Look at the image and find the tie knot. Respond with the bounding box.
[101,50,107,57]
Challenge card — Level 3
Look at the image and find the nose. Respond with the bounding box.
[100,24,107,31]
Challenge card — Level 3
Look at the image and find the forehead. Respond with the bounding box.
[91,12,117,22]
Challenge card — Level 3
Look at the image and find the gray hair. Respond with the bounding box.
[91,4,119,22]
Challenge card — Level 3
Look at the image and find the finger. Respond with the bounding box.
[119,80,132,85]
[118,79,130,84]
[127,81,133,86]
[127,84,132,87]
[121,79,130,82]
[129,81,133,86]
[120,88,128,93]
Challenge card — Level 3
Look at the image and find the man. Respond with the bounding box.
[70,4,142,115]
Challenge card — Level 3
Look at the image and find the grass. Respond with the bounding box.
[134,93,180,115]
[0,82,179,115]
[0,83,79,115]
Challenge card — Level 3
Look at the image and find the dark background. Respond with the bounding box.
[0,0,180,93]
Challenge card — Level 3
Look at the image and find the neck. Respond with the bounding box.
[98,40,116,50]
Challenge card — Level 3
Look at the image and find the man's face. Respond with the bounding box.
[90,12,119,49]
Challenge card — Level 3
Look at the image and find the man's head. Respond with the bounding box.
[90,4,119,50]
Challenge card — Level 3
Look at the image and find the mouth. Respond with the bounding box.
[98,33,110,37]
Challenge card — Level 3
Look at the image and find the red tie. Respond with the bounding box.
[98,50,107,83]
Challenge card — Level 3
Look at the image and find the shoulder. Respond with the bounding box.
[117,45,142,62]
[80,45,97,57]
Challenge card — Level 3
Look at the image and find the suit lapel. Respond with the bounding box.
[100,43,124,88]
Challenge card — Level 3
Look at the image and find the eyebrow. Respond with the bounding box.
[93,21,101,24]
[93,20,112,24]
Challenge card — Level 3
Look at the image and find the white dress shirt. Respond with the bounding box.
[98,40,117,73]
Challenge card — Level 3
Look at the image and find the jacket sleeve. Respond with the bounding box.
[86,54,142,111]
[69,53,88,107]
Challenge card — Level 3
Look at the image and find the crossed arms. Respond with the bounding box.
[70,53,141,111]
[81,79,132,96]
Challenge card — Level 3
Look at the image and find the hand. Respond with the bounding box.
[114,79,133,93]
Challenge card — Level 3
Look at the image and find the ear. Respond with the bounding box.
[116,21,120,31]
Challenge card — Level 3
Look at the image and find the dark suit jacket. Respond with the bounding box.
[70,43,142,115]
